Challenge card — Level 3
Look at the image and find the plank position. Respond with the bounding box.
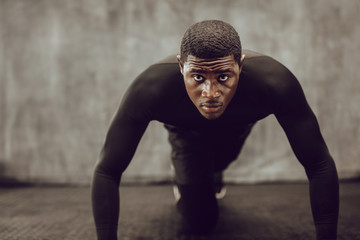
[91,20,339,240]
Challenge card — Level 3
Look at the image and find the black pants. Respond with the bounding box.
[165,123,255,233]
[176,183,219,234]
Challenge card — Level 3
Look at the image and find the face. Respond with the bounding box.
[178,54,245,120]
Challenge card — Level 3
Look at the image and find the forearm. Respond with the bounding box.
[306,157,339,240]
[91,167,121,240]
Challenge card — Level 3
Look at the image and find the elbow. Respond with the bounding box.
[93,150,124,185]
[301,153,338,180]
[93,162,122,186]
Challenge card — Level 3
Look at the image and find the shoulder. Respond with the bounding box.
[120,56,184,120]
[242,50,300,95]
[241,50,306,114]
[244,50,296,84]
[127,56,182,100]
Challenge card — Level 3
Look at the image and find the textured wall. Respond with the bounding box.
[0,0,359,184]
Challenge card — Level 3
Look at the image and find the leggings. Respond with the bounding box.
[165,123,254,232]
[177,183,218,234]
[165,123,254,185]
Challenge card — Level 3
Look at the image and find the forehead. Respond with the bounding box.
[184,55,238,71]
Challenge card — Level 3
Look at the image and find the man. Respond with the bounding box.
[92,20,339,240]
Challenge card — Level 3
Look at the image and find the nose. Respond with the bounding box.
[202,81,221,99]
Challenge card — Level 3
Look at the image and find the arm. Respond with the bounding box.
[275,76,339,239]
[91,118,148,240]
[91,81,151,239]
[91,60,180,239]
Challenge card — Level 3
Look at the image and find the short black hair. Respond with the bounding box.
[180,20,242,64]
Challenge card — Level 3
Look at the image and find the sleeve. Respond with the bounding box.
[91,72,154,240]
[273,67,339,240]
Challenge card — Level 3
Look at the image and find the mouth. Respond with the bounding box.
[200,102,223,113]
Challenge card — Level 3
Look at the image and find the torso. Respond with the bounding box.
[123,50,297,137]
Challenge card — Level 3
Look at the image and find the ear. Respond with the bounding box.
[239,54,246,72]
[177,55,184,75]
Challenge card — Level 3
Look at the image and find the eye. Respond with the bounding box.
[193,74,204,82]
[218,75,229,82]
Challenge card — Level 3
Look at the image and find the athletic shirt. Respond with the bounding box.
[92,50,339,240]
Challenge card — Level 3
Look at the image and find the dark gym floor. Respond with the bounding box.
[0,182,359,240]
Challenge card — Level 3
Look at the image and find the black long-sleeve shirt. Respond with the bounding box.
[92,50,339,240]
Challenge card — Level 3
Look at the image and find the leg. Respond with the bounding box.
[177,183,218,234]
[164,123,255,233]
[165,125,219,233]
[212,122,255,172]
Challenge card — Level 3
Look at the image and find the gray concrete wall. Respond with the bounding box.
[0,0,359,184]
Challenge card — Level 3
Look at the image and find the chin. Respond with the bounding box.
[204,116,219,120]
[201,112,223,120]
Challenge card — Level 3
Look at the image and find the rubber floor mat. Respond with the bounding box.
[0,183,359,240]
